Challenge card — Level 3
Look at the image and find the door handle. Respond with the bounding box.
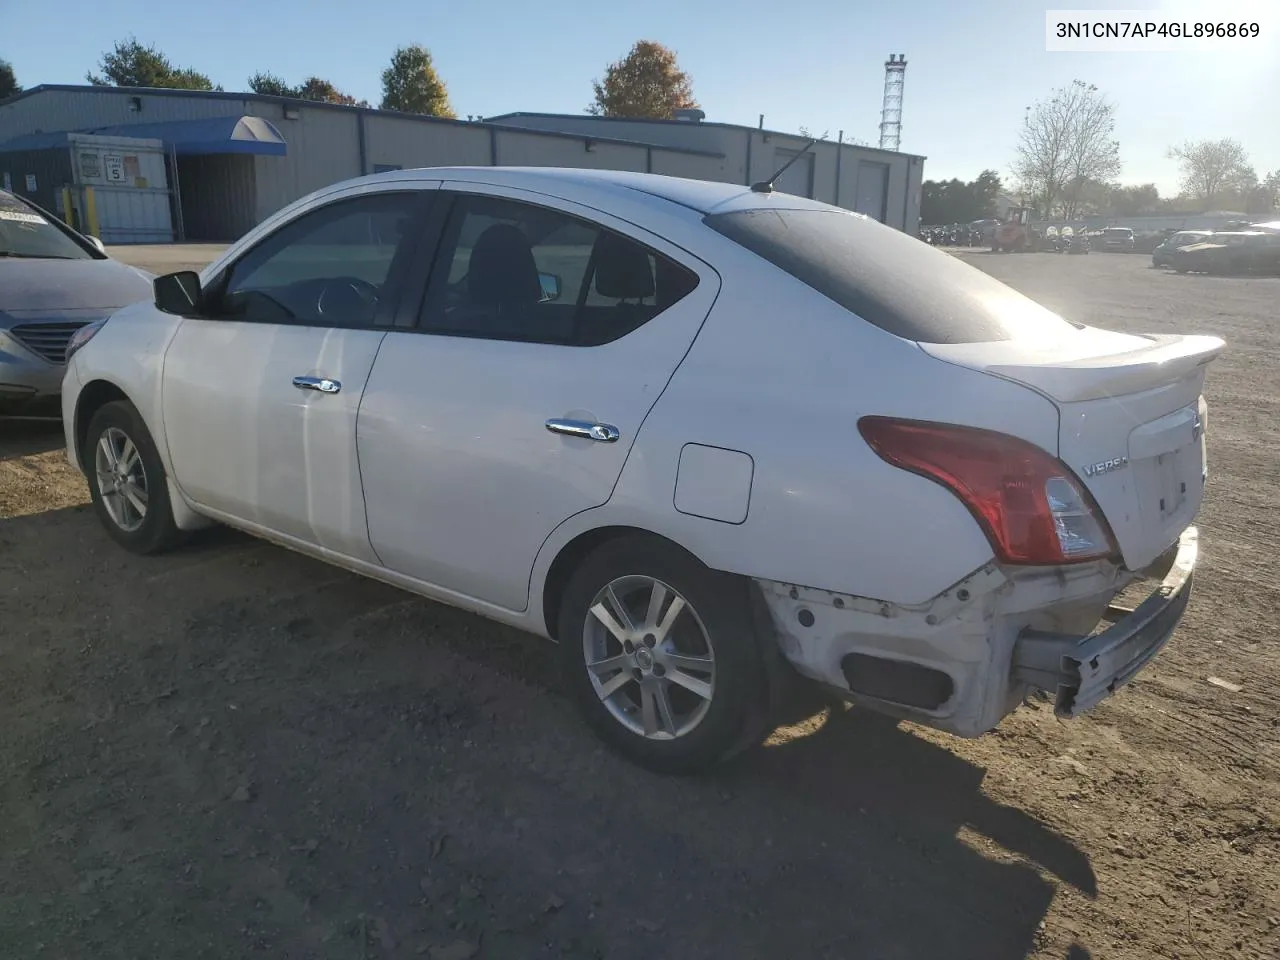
[293,375,341,394]
[545,418,620,443]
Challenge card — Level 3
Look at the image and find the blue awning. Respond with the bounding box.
[87,116,288,156]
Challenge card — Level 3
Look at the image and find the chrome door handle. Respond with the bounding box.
[293,376,341,394]
[545,418,620,443]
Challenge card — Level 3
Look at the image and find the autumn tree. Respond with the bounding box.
[0,59,19,99]
[1012,81,1120,218]
[380,45,454,117]
[1167,139,1256,210]
[588,40,697,119]
[87,37,217,90]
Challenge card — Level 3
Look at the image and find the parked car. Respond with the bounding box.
[62,167,1222,773]
[0,189,153,418]
[1152,230,1213,268]
[1169,231,1280,275]
[1099,227,1136,252]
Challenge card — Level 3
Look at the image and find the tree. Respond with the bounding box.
[248,71,296,97]
[248,72,365,106]
[0,59,19,99]
[1167,138,1255,211]
[1012,81,1120,218]
[297,77,358,105]
[87,37,217,90]
[588,40,697,119]
[380,45,454,117]
[970,169,1003,217]
[1108,183,1160,216]
[920,170,1004,224]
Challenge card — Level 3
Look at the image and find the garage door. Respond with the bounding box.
[854,161,889,222]
[772,149,813,198]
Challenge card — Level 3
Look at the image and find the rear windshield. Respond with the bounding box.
[704,208,1079,344]
[1103,228,1132,236]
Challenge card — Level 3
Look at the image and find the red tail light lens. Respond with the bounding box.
[857,416,1118,566]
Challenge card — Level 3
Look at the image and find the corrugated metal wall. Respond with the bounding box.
[248,103,362,223]
[494,130,646,171]
[488,117,925,230]
[364,115,491,169]
[0,147,71,214]
[0,88,247,138]
[647,149,730,182]
[490,114,731,155]
[1,89,925,235]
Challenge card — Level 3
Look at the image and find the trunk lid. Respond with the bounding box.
[922,330,1224,571]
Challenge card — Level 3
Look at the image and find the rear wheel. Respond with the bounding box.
[84,400,184,555]
[558,535,770,774]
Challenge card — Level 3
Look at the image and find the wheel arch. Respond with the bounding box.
[540,525,711,643]
[73,378,132,472]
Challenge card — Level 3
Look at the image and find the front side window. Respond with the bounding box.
[0,191,94,260]
[215,192,424,328]
[421,194,698,345]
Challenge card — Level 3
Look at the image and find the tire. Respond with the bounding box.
[83,400,184,555]
[558,534,770,774]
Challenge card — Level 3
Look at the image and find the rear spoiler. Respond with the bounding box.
[925,334,1225,403]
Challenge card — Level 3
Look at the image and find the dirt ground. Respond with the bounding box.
[1,249,1276,960]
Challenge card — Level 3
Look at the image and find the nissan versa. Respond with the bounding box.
[61,167,1221,773]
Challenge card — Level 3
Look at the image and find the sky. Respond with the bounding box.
[3,0,1277,196]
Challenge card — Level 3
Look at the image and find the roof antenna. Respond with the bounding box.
[751,137,819,194]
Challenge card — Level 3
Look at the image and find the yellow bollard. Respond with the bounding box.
[60,186,73,228]
[84,186,100,239]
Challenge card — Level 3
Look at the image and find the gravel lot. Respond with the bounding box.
[1,247,1276,960]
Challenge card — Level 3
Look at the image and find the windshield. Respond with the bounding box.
[704,207,1080,344]
[1103,228,1132,237]
[0,192,94,260]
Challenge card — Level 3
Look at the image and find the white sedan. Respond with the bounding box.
[62,167,1221,773]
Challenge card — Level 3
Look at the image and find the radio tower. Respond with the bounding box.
[879,54,907,152]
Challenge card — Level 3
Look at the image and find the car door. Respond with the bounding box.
[161,185,437,561]
[356,184,719,611]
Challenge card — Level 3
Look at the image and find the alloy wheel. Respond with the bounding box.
[94,426,149,533]
[582,575,716,740]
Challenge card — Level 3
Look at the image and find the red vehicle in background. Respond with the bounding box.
[991,204,1040,252]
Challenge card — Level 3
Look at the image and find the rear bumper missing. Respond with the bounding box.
[1011,526,1197,717]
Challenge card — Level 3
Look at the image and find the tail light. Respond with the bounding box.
[857,416,1118,566]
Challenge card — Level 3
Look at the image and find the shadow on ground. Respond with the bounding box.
[0,420,65,459]
[0,506,1092,959]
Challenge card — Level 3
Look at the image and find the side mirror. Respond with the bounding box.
[87,236,106,254]
[538,271,562,302]
[154,270,204,316]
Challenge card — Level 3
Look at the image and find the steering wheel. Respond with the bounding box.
[316,276,379,321]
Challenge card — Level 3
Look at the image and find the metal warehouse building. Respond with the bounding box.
[0,84,924,243]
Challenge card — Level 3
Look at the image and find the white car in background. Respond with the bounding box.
[61,167,1221,773]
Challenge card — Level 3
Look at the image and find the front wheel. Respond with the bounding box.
[84,400,184,555]
[558,535,770,774]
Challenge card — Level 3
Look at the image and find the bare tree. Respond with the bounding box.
[1167,139,1255,211]
[1012,81,1120,218]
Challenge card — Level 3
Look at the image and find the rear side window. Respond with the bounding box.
[705,208,1079,344]
[421,194,699,346]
